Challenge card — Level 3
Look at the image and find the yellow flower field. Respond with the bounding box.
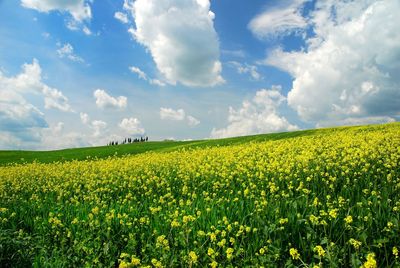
[1,123,399,267]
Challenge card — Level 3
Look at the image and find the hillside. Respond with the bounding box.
[0,127,319,165]
[1,122,399,267]
[1,123,397,166]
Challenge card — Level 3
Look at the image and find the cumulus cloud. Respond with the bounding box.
[114,11,129,24]
[129,66,147,80]
[80,112,90,124]
[42,85,73,112]
[21,0,93,32]
[119,117,145,135]
[91,120,107,137]
[249,0,309,38]
[125,0,224,87]
[93,89,127,109]
[21,0,92,21]
[41,123,89,150]
[129,66,166,87]
[160,108,185,121]
[0,59,74,148]
[264,0,400,126]
[1,59,72,113]
[187,115,200,127]
[229,61,261,80]
[159,107,200,126]
[211,86,298,138]
[57,43,84,63]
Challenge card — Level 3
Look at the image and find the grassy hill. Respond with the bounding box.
[0,123,397,166]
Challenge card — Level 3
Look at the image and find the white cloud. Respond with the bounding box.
[129,66,167,87]
[91,120,107,137]
[160,107,200,126]
[211,86,299,138]
[21,0,92,33]
[316,116,396,128]
[265,0,400,126]
[41,127,89,150]
[229,61,261,80]
[115,11,129,24]
[80,112,90,124]
[129,66,147,80]
[93,89,127,109]
[249,0,309,38]
[0,59,74,148]
[82,26,92,35]
[42,85,73,112]
[57,43,84,63]
[21,0,92,21]
[187,115,200,127]
[119,117,145,135]
[126,0,224,87]
[150,79,166,87]
[1,59,72,112]
[160,107,186,121]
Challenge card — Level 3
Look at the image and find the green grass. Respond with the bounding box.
[0,123,397,166]
[1,122,399,267]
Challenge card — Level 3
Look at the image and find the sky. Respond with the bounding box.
[0,0,399,150]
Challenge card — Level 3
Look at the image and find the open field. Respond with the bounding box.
[0,128,323,166]
[0,123,399,267]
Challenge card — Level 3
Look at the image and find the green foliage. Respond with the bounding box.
[0,123,399,267]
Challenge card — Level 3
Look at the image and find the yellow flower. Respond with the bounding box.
[208,247,215,257]
[349,238,362,250]
[151,259,163,268]
[131,257,141,266]
[361,253,377,268]
[189,251,198,263]
[226,247,234,260]
[329,209,338,219]
[393,247,399,258]
[210,261,218,268]
[344,215,353,224]
[290,248,300,260]
[313,245,325,257]
[279,218,288,225]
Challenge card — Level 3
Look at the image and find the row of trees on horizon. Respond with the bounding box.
[107,136,149,146]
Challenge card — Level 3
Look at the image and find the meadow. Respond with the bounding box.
[0,123,399,267]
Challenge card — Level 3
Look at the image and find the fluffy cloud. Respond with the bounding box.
[264,0,400,126]
[129,66,147,80]
[249,0,309,38]
[229,61,261,80]
[114,11,129,24]
[160,108,185,121]
[41,122,89,150]
[0,59,74,148]
[1,59,72,113]
[129,66,166,87]
[80,112,90,124]
[21,0,92,21]
[119,117,145,135]
[187,115,200,127]
[42,85,73,112]
[93,89,127,109]
[21,0,92,33]
[159,107,200,126]
[57,43,84,63]
[125,0,224,87]
[211,87,298,138]
[91,120,107,138]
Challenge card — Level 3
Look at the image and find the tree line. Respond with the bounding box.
[107,136,148,146]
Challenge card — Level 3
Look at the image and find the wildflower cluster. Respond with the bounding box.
[0,123,399,266]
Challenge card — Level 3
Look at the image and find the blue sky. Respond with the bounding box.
[0,0,399,150]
